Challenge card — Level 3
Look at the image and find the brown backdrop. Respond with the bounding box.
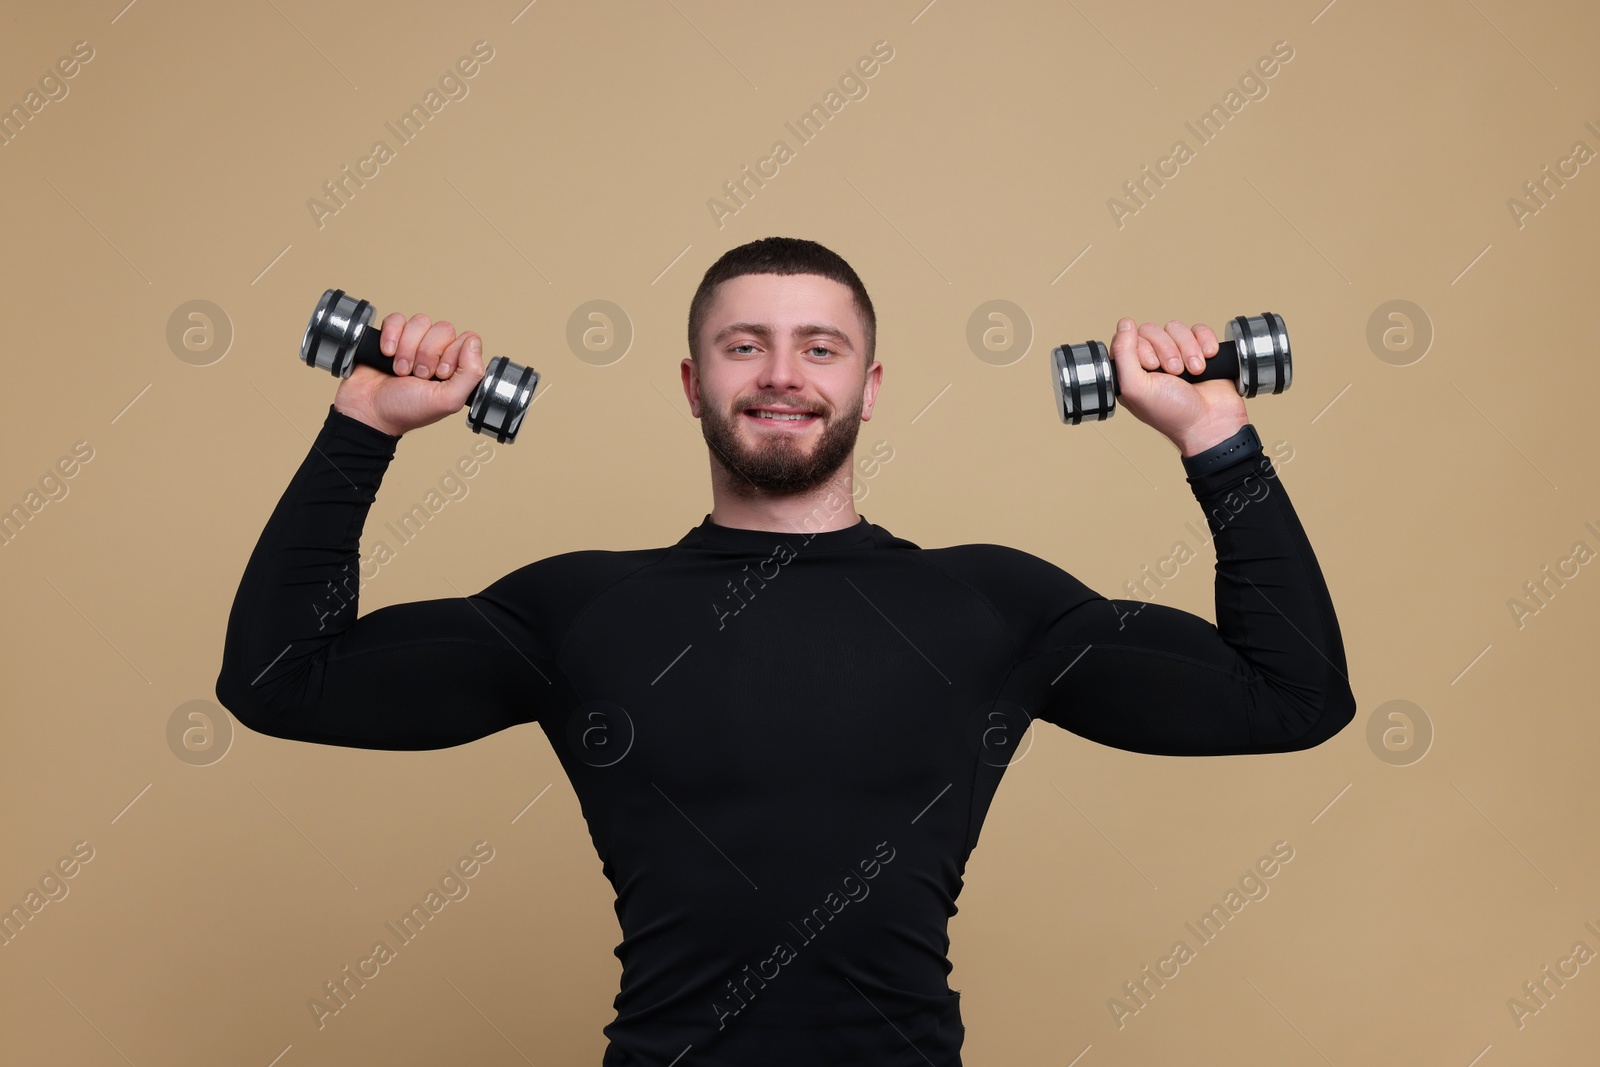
[3,1,1597,1063]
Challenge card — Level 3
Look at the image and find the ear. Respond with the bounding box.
[859,359,883,421]
[681,357,701,417]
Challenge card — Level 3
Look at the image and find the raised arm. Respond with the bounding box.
[1001,429,1356,755]
[973,317,1354,755]
[213,404,553,749]
[215,309,553,749]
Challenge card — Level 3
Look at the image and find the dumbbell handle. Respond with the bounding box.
[1110,338,1242,391]
[346,319,456,377]
[338,307,502,398]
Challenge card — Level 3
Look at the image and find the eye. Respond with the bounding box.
[807,346,836,358]
[730,343,757,354]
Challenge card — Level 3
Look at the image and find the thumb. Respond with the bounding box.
[442,333,487,409]
[1108,318,1148,395]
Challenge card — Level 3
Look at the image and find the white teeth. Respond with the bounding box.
[750,410,812,420]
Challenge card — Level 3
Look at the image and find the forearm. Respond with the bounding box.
[214,405,400,734]
[1181,424,1356,750]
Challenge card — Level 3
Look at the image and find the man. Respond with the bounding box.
[216,236,1355,1065]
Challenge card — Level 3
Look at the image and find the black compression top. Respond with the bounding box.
[215,406,1356,1066]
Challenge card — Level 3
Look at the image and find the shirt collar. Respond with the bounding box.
[679,513,881,553]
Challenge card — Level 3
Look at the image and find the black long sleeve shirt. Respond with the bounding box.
[215,406,1356,1066]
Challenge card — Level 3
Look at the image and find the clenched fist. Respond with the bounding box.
[333,313,487,438]
[1107,318,1249,456]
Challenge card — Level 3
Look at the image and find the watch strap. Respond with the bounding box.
[1180,423,1262,479]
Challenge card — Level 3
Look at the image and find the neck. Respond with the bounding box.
[707,461,861,534]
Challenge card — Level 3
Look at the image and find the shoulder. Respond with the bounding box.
[903,541,1104,654]
[917,541,1101,612]
[483,546,672,599]
[469,546,675,654]
[920,540,1084,582]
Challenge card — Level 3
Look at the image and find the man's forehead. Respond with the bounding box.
[706,274,861,332]
[712,271,850,299]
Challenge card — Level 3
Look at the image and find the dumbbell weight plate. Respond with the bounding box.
[1227,312,1291,399]
[1050,338,1115,426]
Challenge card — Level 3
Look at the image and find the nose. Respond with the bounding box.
[755,347,807,392]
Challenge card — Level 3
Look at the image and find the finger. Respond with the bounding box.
[442,334,486,408]
[1164,320,1204,374]
[411,320,455,378]
[456,330,486,379]
[1112,317,1156,370]
[1138,322,1182,374]
[378,312,406,358]
[393,314,432,376]
[1109,317,1136,360]
[436,330,475,380]
[1108,319,1150,392]
[1193,322,1220,358]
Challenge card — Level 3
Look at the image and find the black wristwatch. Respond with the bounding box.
[1180,423,1262,478]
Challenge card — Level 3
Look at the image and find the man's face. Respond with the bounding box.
[682,272,880,498]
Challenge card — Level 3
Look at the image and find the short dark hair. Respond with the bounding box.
[686,236,876,365]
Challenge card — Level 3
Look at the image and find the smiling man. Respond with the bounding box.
[216,236,1356,1066]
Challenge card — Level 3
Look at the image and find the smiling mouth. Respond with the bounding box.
[743,408,820,426]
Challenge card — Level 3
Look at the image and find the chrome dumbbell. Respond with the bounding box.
[1050,312,1290,425]
[300,287,539,443]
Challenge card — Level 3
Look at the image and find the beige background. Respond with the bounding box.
[2,0,1597,1063]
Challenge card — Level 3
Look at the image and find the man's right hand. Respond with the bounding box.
[332,313,487,437]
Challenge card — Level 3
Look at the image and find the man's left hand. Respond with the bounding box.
[1107,318,1249,456]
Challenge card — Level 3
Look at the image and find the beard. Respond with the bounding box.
[700,389,864,498]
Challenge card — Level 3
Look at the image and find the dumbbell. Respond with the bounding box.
[1049,312,1290,425]
[299,288,539,443]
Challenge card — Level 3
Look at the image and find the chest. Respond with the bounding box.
[553,557,1011,799]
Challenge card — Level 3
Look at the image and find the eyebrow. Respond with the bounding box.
[712,321,855,353]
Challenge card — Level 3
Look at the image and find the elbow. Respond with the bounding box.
[214,669,291,742]
[214,671,259,734]
[1283,679,1358,753]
